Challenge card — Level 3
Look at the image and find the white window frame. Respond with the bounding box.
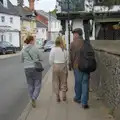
[0,34,5,41]
[10,17,13,24]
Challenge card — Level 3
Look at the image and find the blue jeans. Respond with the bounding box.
[25,68,42,100]
[74,69,89,105]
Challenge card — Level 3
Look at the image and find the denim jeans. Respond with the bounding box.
[74,69,89,105]
[25,68,42,100]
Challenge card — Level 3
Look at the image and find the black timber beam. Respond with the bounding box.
[56,12,93,20]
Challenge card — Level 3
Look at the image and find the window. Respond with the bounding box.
[0,0,3,4]
[10,17,13,24]
[0,35,5,41]
[1,16,5,22]
[98,0,104,3]
[61,0,85,12]
[0,35,4,41]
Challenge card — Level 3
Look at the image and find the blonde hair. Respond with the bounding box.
[55,36,63,47]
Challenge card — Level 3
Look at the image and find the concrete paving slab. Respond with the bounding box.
[22,69,115,120]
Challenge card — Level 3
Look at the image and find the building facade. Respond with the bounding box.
[36,10,61,42]
[93,1,120,40]
[36,21,48,47]
[56,0,93,49]
[48,13,61,41]
[0,0,21,48]
[15,0,37,48]
[56,0,120,47]
[36,10,48,25]
[21,18,36,46]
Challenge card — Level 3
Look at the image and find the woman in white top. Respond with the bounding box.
[49,36,68,102]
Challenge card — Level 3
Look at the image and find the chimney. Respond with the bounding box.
[29,0,35,10]
[17,0,23,6]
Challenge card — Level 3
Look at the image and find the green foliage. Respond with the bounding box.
[49,9,57,15]
[101,0,120,6]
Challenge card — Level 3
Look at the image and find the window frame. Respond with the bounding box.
[0,0,3,4]
[10,17,13,24]
[1,16,5,23]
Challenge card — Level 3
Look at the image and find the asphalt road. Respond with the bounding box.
[0,51,50,120]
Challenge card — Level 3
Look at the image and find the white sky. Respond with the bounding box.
[9,0,56,12]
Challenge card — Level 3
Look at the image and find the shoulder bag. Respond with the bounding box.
[26,49,44,72]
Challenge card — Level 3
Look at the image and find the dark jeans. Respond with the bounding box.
[25,68,42,100]
[74,68,89,105]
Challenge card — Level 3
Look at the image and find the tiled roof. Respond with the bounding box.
[0,0,19,16]
[36,10,57,21]
[37,21,48,28]
[14,6,34,21]
[36,10,48,19]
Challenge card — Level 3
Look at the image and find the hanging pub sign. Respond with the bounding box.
[61,0,85,12]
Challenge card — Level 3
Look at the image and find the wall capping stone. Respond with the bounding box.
[91,40,120,56]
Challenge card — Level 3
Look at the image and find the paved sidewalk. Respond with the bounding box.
[25,69,114,120]
[0,52,20,59]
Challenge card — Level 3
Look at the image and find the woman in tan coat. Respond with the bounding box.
[49,37,68,102]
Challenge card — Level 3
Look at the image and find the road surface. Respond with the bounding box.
[0,51,50,120]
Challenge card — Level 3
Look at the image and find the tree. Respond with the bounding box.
[49,9,57,16]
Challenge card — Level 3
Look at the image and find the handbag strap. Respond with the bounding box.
[25,49,34,61]
[25,48,41,62]
[63,49,67,65]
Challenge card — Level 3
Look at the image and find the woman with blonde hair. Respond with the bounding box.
[49,36,68,102]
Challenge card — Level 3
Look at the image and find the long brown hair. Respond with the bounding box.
[24,35,34,44]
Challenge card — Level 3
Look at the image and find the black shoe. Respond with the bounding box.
[63,97,67,101]
[73,98,81,104]
[82,104,89,109]
[56,95,61,103]
[56,98,61,102]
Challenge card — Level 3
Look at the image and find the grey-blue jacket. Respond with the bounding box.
[21,44,42,69]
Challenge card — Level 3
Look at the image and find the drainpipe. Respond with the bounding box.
[67,0,72,70]
[19,31,22,50]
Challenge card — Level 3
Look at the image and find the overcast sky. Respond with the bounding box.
[9,0,56,12]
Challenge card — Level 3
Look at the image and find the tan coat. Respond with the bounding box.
[52,63,68,95]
